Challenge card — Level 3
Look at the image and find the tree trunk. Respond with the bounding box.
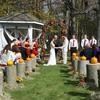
[97,0,100,46]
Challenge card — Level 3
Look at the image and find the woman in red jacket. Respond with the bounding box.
[24,38,31,57]
[32,39,38,56]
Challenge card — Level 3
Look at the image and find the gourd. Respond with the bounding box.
[31,54,36,58]
[80,56,86,61]
[19,58,24,63]
[7,60,13,66]
[91,57,98,64]
[26,57,31,62]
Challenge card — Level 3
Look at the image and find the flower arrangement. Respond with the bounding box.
[16,76,23,83]
[25,71,31,76]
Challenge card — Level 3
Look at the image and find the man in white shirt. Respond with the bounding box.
[81,34,90,48]
[90,36,97,47]
[60,34,69,64]
[69,34,78,60]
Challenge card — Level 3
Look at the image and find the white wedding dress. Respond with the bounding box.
[46,41,56,66]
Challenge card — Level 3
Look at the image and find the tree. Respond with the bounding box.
[97,0,100,46]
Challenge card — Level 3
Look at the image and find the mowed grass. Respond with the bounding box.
[7,64,92,100]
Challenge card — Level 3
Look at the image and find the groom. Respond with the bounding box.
[60,34,69,64]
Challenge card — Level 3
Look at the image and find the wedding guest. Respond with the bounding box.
[16,37,22,48]
[91,44,99,58]
[97,47,100,62]
[69,34,78,60]
[80,44,92,60]
[90,36,97,47]
[81,34,89,49]
[24,38,31,57]
[0,45,15,66]
[32,39,38,56]
[10,39,17,49]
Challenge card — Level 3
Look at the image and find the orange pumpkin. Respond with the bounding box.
[80,56,86,61]
[7,60,13,66]
[31,54,36,58]
[19,58,24,63]
[26,57,31,62]
[91,57,98,64]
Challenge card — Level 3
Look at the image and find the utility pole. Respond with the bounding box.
[97,0,100,46]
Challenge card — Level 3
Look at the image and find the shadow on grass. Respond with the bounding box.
[67,91,89,97]
[64,80,79,86]
[60,74,72,78]
[60,68,73,74]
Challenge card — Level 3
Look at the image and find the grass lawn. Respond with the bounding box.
[6,64,92,100]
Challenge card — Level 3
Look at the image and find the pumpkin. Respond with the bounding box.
[31,54,36,58]
[7,60,13,66]
[91,57,98,64]
[19,58,24,63]
[26,57,31,62]
[80,56,86,61]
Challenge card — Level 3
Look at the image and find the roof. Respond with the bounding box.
[0,12,44,28]
[0,12,40,22]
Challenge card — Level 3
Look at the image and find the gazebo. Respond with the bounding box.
[0,12,44,51]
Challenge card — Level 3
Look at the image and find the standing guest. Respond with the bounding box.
[32,39,38,56]
[0,44,21,81]
[24,38,31,57]
[97,47,100,62]
[16,37,22,48]
[59,34,69,64]
[81,34,90,49]
[90,36,97,47]
[91,44,99,58]
[69,34,78,60]
[0,45,16,66]
[10,39,17,49]
[11,44,22,62]
[16,37,27,60]
[80,44,92,61]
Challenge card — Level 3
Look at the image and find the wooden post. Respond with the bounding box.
[26,61,32,74]
[78,60,89,77]
[31,58,36,71]
[0,70,3,96]
[6,65,17,88]
[97,69,100,88]
[87,63,100,87]
[16,63,25,78]
[72,60,78,72]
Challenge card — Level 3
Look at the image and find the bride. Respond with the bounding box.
[44,35,57,66]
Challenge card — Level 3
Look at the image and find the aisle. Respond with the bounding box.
[8,64,91,100]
